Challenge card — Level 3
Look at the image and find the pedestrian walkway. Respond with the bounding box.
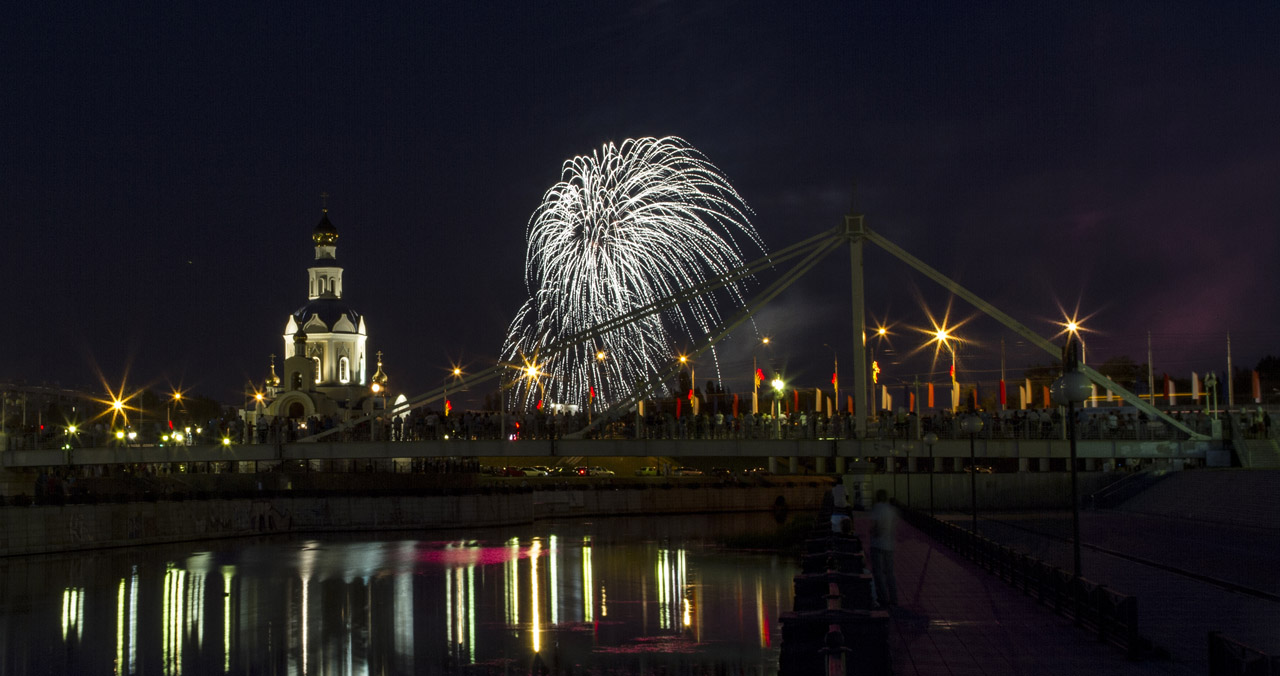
[852,513,1197,676]
[934,509,1280,674]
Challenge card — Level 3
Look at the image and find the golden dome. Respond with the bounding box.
[313,211,339,246]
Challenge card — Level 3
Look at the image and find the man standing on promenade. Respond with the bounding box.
[870,489,899,607]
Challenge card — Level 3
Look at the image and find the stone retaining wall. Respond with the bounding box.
[0,481,830,557]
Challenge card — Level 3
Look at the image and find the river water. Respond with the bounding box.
[0,512,802,675]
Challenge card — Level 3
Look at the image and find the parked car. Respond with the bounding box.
[672,466,703,476]
[518,467,548,476]
[708,467,731,478]
[588,466,615,476]
[964,465,995,474]
[741,467,770,476]
[634,466,659,476]
[500,466,528,477]
[573,466,591,476]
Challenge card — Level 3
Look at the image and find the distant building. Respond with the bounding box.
[248,206,389,424]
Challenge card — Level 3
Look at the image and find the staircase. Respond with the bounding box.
[1230,414,1280,469]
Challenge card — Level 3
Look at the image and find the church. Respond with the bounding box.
[248,206,389,423]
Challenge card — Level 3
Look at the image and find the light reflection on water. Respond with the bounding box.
[0,512,798,675]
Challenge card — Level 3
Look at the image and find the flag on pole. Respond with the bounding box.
[1254,370,1262,403]
[1024,378,1032,409]
[927,382,935,408]
[589,386,595,399]
[1042,385,1050,408]
[536,399,543,411]
[831,372,838,388]
[814,388,822,412]
[847,395,853,414]
[445,399,452,416]
[793,389,799,413]
[999,379,1007,408]
[909,391,916,413]
[1192,371,1201,402]
[755,368,765,388]
[732,393,739,417]
[971,387,979,410]
[1164,373,1172,403]
[676,397,681,418]
[688,389,694,401]
[949,362,955,380]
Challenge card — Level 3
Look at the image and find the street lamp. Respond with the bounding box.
[771,375,785,439]
[589,351,606,425]
[936,329,959,412]
[752,336,773,415]
[1052,340,1092,592]
[960,414,983,533]
[869,326,888,414]
[924,432,938,516]
[443,367,462,417]
[823,343,838,415]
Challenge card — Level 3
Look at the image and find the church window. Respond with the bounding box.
[339,356,351,384]
[313,356,322,383]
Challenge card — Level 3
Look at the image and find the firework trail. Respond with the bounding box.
[502,136,766,410]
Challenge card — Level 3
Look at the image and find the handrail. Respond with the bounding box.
[1209,631,1280,675]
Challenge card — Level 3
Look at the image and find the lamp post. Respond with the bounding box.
[869,327,887,415]
[960,414,983,533]
[823,342,838,414]
[753,337,771,414]
[589,351,606,425]
[1052,340,1092,593]
[771,375,785,439]
[443,367,462,418]
[924,432,938,516]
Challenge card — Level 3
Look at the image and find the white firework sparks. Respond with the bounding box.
[502,136,766,410]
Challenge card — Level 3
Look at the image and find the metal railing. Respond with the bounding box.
[900,507,1152,660]
[1209,631,1280,675]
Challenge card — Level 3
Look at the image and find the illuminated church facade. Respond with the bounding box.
[252,207,388,421]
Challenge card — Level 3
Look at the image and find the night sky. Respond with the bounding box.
[4,2,1279,406]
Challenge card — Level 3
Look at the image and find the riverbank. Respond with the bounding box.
[0,475,832,556]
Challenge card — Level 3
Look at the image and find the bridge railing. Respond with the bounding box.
[1208,631,1280,675]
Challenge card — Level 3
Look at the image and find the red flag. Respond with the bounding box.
[793,389,799,412]
[831,372,838,387]
[1164,373,1173,403]
[1254,370,1262,403]
[846,395,853,414]
[756,368,765,386]
[688,389,695,401]
[536,399,543,410]
[949,362,955,380]
[972,387,978,410]
[1042,385,1050,408]
[927,383,935,408]
[999,379,1007,407]
[909,391,916,413]
[676,398,682,418]
[732,393,739,417]
[589,386,595,399]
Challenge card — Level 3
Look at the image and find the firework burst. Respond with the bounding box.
[502,136,766,410]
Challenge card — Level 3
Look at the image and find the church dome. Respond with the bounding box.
[292,299,363,333]
[313,211,339,246]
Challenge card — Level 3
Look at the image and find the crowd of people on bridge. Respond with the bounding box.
[239,403,1262,445]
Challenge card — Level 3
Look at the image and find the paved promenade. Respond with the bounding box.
[930,509,1280,674]
[852,513,1200,676]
